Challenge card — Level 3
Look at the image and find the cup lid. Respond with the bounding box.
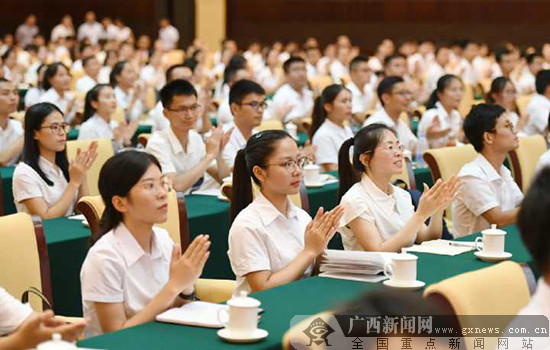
[304,164,320,170]
[37,333,77,350]
[227,291,261,308]
[482,224,506,235]
[393,252,418,261]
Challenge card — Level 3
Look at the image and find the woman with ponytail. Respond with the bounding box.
[310,84,354,171]
[79,84,138,149]
[337,123,459,252]
[418,74,464,148]
[228,130,344,294]
[80,150,211,338]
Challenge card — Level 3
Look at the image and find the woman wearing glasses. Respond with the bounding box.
[337,124,459,252]
[228,130,344,294]
[310,84,354,171]
[12,102,98,219]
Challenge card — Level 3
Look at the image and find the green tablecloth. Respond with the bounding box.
[79,225,531,349]
[1,166,16,215]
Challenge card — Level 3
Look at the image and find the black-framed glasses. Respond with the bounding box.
[266,156,309,173]
[166,104,201,113]
[40,123,70,135]
[239,101,268,111]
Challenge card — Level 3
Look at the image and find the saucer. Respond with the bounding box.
[383,279,425,290]
[217,328,268,343]
[474,251,512,262]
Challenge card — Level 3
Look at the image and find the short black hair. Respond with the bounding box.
[463,103,506,152]
[377,76,404,106]
[518,166,550,274]
[526,52,542,65]
[383,53,406,67]
[229,79,265,106]
[223,64,247,86]
[82,55,96,68]
[160,79,197,108]
[165,63,192,83]
[43,62,70,90]
[283,56,305,74]
[535,69,550,95]
[183,58,198,73]
[495,47,512,63]
[349,55,369,72]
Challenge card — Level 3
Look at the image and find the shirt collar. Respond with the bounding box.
[255,191,298,226]
[379,108,397,128]
[38,156,62,177]
[474,154,504,182]
[114,223,164,267]
[360,173,395,201]
[166,128,185,155]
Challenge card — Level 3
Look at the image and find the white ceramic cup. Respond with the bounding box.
[217,292,260,336]
[383,253,418,284]
[303,164,321,185]
[475,224,506,255]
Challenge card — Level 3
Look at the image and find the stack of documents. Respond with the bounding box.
[318,250,397,283]
[402,239,476,256]
[156,301,228,328]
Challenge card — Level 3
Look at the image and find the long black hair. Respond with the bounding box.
[23,103,70,186]
[94,150,162,244]
[425,74,462,110]
[109,60,127,87]
[230,130,293,222]
[337,123,397,200]
[309,84,349,139]
[83,84,112,122]
[487,76,511,104]
[42,62,70,91]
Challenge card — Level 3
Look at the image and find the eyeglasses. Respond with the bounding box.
[40,123,70,135]
[266,156,308,173]
[166,104,201,114]
[140,177,171,194]
[489,122,516,133]
[392,90,413,98]
[239,101,268,111]
[376,143,404,153]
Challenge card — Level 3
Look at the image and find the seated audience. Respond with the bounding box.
[0,78,23,166]
[39,62,77,122]
[110,60,150,122]
[345,55,374,126]
[75,55,101,94]
[487,76,527,132]
[523,69,550,136]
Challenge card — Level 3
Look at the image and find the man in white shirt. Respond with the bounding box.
[346,55,374,125]
[363,76,417,152]
[75,56,100,94]
[506,167,550,350]
[158,18,180,51]
[0,79,23,166]
[492,47,517,80]
[523,70,550,136]
[51,15,75,42]
[77,11,103,45]
[424,46,450,94]
[384,53,407,78]
[222,79,264,168]
[269,57,313,124]
[452,104,523,237]
[217,65,250,126]
[15,15,39,47]
[514,53,544,96]
[305,46,321,79]
[146,80,232,194]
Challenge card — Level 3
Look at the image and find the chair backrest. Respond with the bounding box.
[424,261,530,350]
[390,157,416,190]
[423,144,478,220]
[508,135,547,193]
[256,119,284,132]
[0,213,52,312]
[77,190,190,249]
[138,133,152,147]
[458,83,475,117]
[163,50,185,66]
[111,106,126,123]
[66,138,115,196]
[308,76,334,92]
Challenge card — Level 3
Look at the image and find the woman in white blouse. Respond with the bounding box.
[79,84,138,148]
[12,102,98,219]
[110,60,151,122]
[337,123,459,252]
[310,84,354,171]
[80,150,210,338]
[418,74,464,148]
[228,130,344,294]
[487,77,528,133]
[39,63,78,122]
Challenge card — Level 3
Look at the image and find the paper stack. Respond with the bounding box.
[318,250,398,283]
[156,301,228,328]
[402,239,476,256]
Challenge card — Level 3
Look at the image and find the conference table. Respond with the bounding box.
[78,225,533,349]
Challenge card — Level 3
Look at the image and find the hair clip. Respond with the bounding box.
[253,132,263,139]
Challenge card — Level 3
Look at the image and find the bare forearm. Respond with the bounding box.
[172,155,215,192]
[121,283,180,330]
[373,214,425,252]
[0,137,23,166]
[29,183,79,219]
[418,210,444,242]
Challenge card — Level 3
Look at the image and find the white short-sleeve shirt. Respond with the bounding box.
[39,88,76,122]
[346,81,373,117]
[0,118,23,166]
[451,154,523,237]
[75,75,98,94]
[338,174,416,251]
[114,86,147,122]
[221,122,256,168]
[524,94,550,136]
[228,192,313,295]
[24,87,44,108]
[537,149,550,174]
[312,119,354,165]
[363,108,418,152]
[148,101,170,132]
[418,102,462,148]
[0,287,33,336]
[12,158,77,216]
[78,114,119,141]
[80,224,173,338]
[269,84,314,123]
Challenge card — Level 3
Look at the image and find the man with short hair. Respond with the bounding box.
[424,46,450,93]
[346,55,374,124]
[75,56,100,94]
[523,69,550,136]
[146,80,232,194]
[383,53,407,78]
[77,11,103,45]
[0,79,23,166]
[363,76,417,152]
[492,47,517,79]
[15,15,39,47]
[515,53,544,95]
[159,18,180,51]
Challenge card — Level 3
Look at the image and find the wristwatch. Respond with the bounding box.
[179,289,197,301]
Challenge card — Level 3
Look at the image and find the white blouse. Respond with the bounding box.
[338,174,416,251]
[312,119,354,165]
[418,102,462,148]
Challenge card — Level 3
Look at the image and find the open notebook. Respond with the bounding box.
[156,301,228,328]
